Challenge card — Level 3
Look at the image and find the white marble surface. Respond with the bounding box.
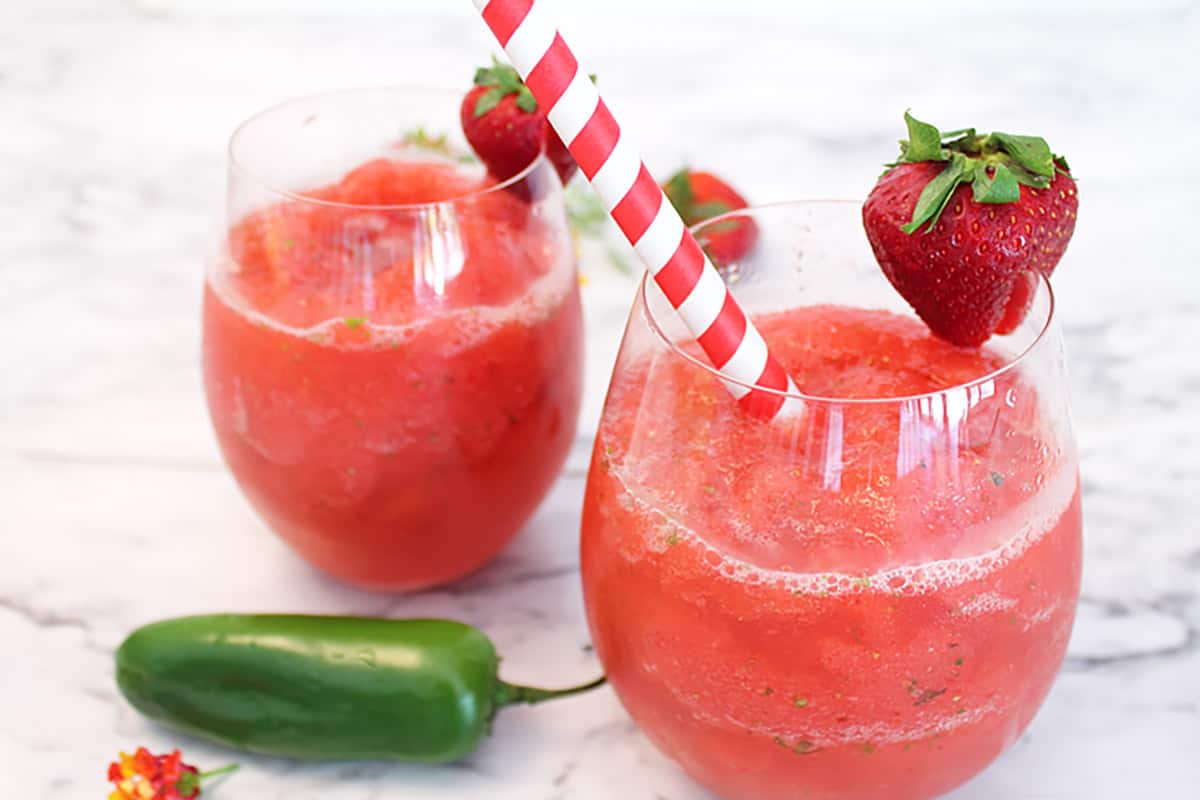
[3,1,1200,798]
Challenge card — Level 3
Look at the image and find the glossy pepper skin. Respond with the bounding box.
[117,615,507,763]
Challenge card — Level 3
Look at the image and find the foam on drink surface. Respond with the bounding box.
[606,452,1076,598]
[208,260,574,355]
[211,153,573,353]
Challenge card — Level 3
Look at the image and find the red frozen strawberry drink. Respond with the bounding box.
[204,89,582,590]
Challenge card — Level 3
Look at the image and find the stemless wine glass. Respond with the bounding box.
[581,201,1082,800]
[203,88,583,591]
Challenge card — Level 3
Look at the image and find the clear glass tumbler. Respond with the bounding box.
[581,201,1082,799]
[204,88,583,591]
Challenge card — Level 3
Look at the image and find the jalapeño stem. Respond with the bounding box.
[495,675,607,707]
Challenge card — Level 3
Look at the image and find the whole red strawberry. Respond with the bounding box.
[862,112,1078,347]
[460,58,577,186]
[662,169,758,265]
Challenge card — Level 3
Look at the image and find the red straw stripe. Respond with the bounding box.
[525,33,577,108]
[610,165,660,242]
[481,0,532,46]
[754,354,791,393]
[736,357,789,418]
[655,234,706,307]
[571,101,620,179]
[738,387,787,419]
[697,290,748,366]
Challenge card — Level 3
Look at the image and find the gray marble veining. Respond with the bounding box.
[2,1,1198,798]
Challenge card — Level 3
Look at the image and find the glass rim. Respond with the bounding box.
[637,199,1058,406]
[226,85,549,212]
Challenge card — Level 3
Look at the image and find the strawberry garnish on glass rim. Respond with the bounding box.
[862,111,1078,348]
[662,169,759,266]
[460,57,578,186]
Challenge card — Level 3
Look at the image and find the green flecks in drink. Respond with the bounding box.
[282,238,295,250]
[665,531,680,548]
[990,470,1005,486]
[955,657,964,666]
[793,697,809,708]
[344,317,367,330]
[774,736,819,755]
[855,576,872,589]
[702,484,717,496]
[861,742,876,755]
[905,678,947,707]
[761,686,774,697]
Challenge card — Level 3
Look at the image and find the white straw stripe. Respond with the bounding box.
[503,5,556,75]
[675,267,728,335]
[719,325,769,380]
[546,70,599,145]
[590,136,642,211]
[719,376,753,399]
[633,201,686,274]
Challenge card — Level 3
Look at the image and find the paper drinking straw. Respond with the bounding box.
[472,0,798,420]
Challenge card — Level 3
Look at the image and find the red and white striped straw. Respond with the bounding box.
[472,0,797,420]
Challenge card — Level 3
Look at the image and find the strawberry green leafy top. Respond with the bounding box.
[891,111,1070,233]
[471,57,539,117]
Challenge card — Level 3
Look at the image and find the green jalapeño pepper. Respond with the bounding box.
[115,615,604,762]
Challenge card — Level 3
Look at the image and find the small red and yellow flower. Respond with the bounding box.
[107,748,236,799]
